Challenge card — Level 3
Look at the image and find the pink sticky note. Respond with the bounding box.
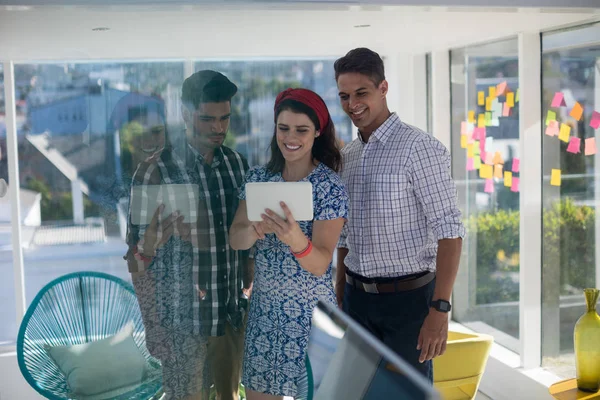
[545,120,559,137]
[502,103,511,117]
[479,139,486,153]
[566,137,581,154]
[511,177,520,193]
[480,150,486,162]
[461,121,468,135]
[591,111,600,130]
[551,92,566,107]
[485,153,494,165]
[484,179,494,193]
[512,158,520,173]
[585,138,597,156]
[466,157,475,171]
[496,81,508,96]
[472,127,483,141]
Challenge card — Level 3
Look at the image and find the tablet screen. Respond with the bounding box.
[129,184,199,225]
[246,182,313,222]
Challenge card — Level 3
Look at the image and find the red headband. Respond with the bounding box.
[274,88,330,131]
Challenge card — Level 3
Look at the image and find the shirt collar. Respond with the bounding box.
[358,112,401,145]
[187,143,223,167]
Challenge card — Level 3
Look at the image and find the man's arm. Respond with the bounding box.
[433,238,462,303]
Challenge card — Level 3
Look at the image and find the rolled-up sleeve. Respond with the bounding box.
[409,137,466,241]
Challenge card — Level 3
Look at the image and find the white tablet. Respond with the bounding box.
[129,184,199,225]
[246,182,313,222]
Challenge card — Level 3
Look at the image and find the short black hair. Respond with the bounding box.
[334,48,385,86]
[181,70,238,110]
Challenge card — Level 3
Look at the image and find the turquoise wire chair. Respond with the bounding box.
[17,271,163,400]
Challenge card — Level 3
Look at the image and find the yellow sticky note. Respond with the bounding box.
[478,114,485,128]
[546,110,556,126]
[485,97,492,111]
[485,112,492,126]
[468,111,475,123]
[493,151,504,165]
[504,171,513,187]
[570,102,583,121]
[558,123,571,143]
[551,169,561,186]
[494,164,503,179]
[467,143,475,158]
[478,91,485,106]
[479,164,493,179]
[489,86,496,99]
[461,135,468,149]
[515,88,520,103]
[506,92,515,107]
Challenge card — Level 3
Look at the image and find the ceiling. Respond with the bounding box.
[0,4,598,60]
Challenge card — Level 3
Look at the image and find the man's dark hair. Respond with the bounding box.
[334,48,385,86]
[181,70,238,110]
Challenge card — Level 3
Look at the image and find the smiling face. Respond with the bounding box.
[337,72,389,135]
[276,110,318,165]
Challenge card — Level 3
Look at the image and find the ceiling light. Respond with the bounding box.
[354,24,371,28]
[92,27,110,32]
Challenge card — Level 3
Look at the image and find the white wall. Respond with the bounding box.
[0,353,44,400]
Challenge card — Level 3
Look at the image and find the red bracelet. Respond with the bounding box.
[134,247,154,262]
[293,240,313,258]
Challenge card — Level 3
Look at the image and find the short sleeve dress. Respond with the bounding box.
[239,162,349,397]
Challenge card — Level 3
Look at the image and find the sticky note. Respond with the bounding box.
[478,114,485,128]
[479,138,486,153]
[486,97,492,111]
[480,164,493,179]
[485,152,494,165]
[461,135,468,149]
[504,171,513,187]
[546,110,557,126]
[550,169,561,186]
[467,143,475,158]
[512,158,520,173]
[506,92,515,107]
[485,137,494,152]
[494,164,503,179]
[511,177,520,193]
[551,92,566,108]
[496,81,507,96]
[485,112,492,127]
[484,179,494,193]
[474,157,481,170]
[502,103,511,117]
[480,150,486,162]
[566,137,581,154]
[493,152,504,165]
[545,120,559,137]
[478,91,485,106]
[461,121,468,135]
[474,141,481,155]
[472,127,481,140]
[466,157,474,171]
[489,86,496,99]
[515,88,520,103]
[570,102,583,121]
[558,123,571,143]
[468,111,475,123]
[590,111,600,129]
[585,138,597,156]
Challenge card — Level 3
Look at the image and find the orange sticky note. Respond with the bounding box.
[485,97,492,111]
[493,152,504,165]
[558,123,571,143]
[496,81,507,96]
[502,103,511,117]
[506,92,515,107]
[504,171,513,187]
[468,111,475,123]
[570,102,583,121]
[489,86,496,99]
[479,164,493,179]
[585,138,597,156]
[478,91,485,106]
[494,164,503,179]
[461,135,468,149]
[478,114,485,128]
[550,169,561,186]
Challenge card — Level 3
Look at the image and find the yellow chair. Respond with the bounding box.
[433,331,494,400]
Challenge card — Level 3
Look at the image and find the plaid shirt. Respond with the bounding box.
[125,140,249,336]
[338,113,465,278]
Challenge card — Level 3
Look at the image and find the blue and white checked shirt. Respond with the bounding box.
[338,113,465,278]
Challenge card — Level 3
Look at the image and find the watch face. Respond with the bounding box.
[435,300,451,312]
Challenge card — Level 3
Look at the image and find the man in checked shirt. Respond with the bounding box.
[334,48,466,382]
[124,70,251,400]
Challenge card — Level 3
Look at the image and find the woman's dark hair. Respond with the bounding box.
[334,47,385,87]
[266,99,341,174]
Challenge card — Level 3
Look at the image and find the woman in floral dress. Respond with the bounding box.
[229,88,349,400]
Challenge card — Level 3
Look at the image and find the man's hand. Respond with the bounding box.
[142,204,183,254]
[417,308,449,363]
[251,221,273,240]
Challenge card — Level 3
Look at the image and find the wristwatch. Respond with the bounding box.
[431,299,452,313]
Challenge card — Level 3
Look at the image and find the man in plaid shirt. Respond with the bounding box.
[124,70,250,400]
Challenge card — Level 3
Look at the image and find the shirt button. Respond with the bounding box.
[219,221,223,226]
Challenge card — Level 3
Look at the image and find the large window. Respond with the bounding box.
[450,38,521,352]
[541,22,600,378]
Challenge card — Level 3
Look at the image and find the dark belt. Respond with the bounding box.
[346,271,435,294]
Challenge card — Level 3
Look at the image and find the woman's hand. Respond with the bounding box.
[142,204,183,254]
[261,202,308,252]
